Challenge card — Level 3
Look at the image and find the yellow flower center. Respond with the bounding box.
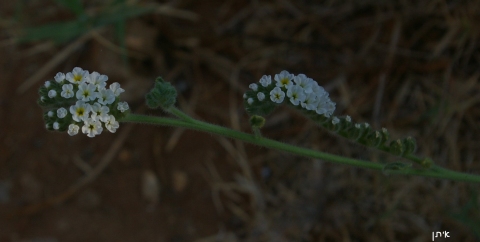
[74,74,82,82]
[77,108,84,116]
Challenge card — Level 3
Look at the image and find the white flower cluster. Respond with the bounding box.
[39,67,129,137]
[245,70,336,117]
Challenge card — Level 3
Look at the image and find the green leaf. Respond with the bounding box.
[54,0,85,16]
[20,19,89,43]
[19,2,154,44]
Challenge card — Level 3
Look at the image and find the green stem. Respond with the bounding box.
[166,106,196,123]
[120,113,480,183]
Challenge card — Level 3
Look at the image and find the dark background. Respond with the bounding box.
[1,0,479,241]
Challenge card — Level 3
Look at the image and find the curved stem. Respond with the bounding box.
[120,113,480,183]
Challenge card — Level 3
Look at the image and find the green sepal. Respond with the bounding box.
[43,110,55,123]
[249,115,266,128]
[353,123,372,142]
[420,157,433,169]
[389,139,405,156]
[39,86,48,97]
[381,128,390,143]
[307,111,330,125]
[402,137,416,156]
[244,89,277,116]
[363,130,379,147]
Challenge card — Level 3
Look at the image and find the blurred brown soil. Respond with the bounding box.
[1,1,480,241]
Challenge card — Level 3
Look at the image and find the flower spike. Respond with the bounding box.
[243,70,431,166]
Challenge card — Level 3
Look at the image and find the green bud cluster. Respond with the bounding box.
[243,85,277,116]
[43,109,73,132]
[38,81,73,108]
[145,77,177,110]
[302,110,417,158]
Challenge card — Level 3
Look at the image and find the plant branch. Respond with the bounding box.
[120,113,480,183]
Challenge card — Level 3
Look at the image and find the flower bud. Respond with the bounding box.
[420,157,433,169]
[249,115,265,129]
[389,139,405,156]
[402,137,416,156]
[244,90,277,116]
[354,123,372,142]
[381,128,390,143]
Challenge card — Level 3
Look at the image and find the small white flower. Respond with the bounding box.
[82,117,103,138]
[249,83,258,91]
[66,67,88,85]
[48,90,57,98]
[53,122,60,130]
[275,70,294,89]
[314,96,330,115]
[54,72,66,83]
[243,93,247,99]
[97,88,115,105]
[301,93,317,110]
[259,75,272,87]
[57,107,67,118]
[76,83,98,102]
[293,74,313,94]
[44,81,51,88]
[324,100,336,117]
[332,117,340,124]
[247,98,254,105]
[270,87,285,104]
[346,115,351,122]
[70,101,91,122]
[47,111,54,117]
[85,71,108,88]
[109,82,125,96]
[104,115,119,133]
[90,102,110,122]
[286,85,306,106]
[117,101,129,112]
[257,92,265,101]
[312,84,327,98]
[355,123,361,129]
[61,84,75,98]
[68,124,80,136]
[311,83,334,116]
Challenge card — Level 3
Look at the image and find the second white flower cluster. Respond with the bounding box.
[39,67,130,137]
[244,70,336,117]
